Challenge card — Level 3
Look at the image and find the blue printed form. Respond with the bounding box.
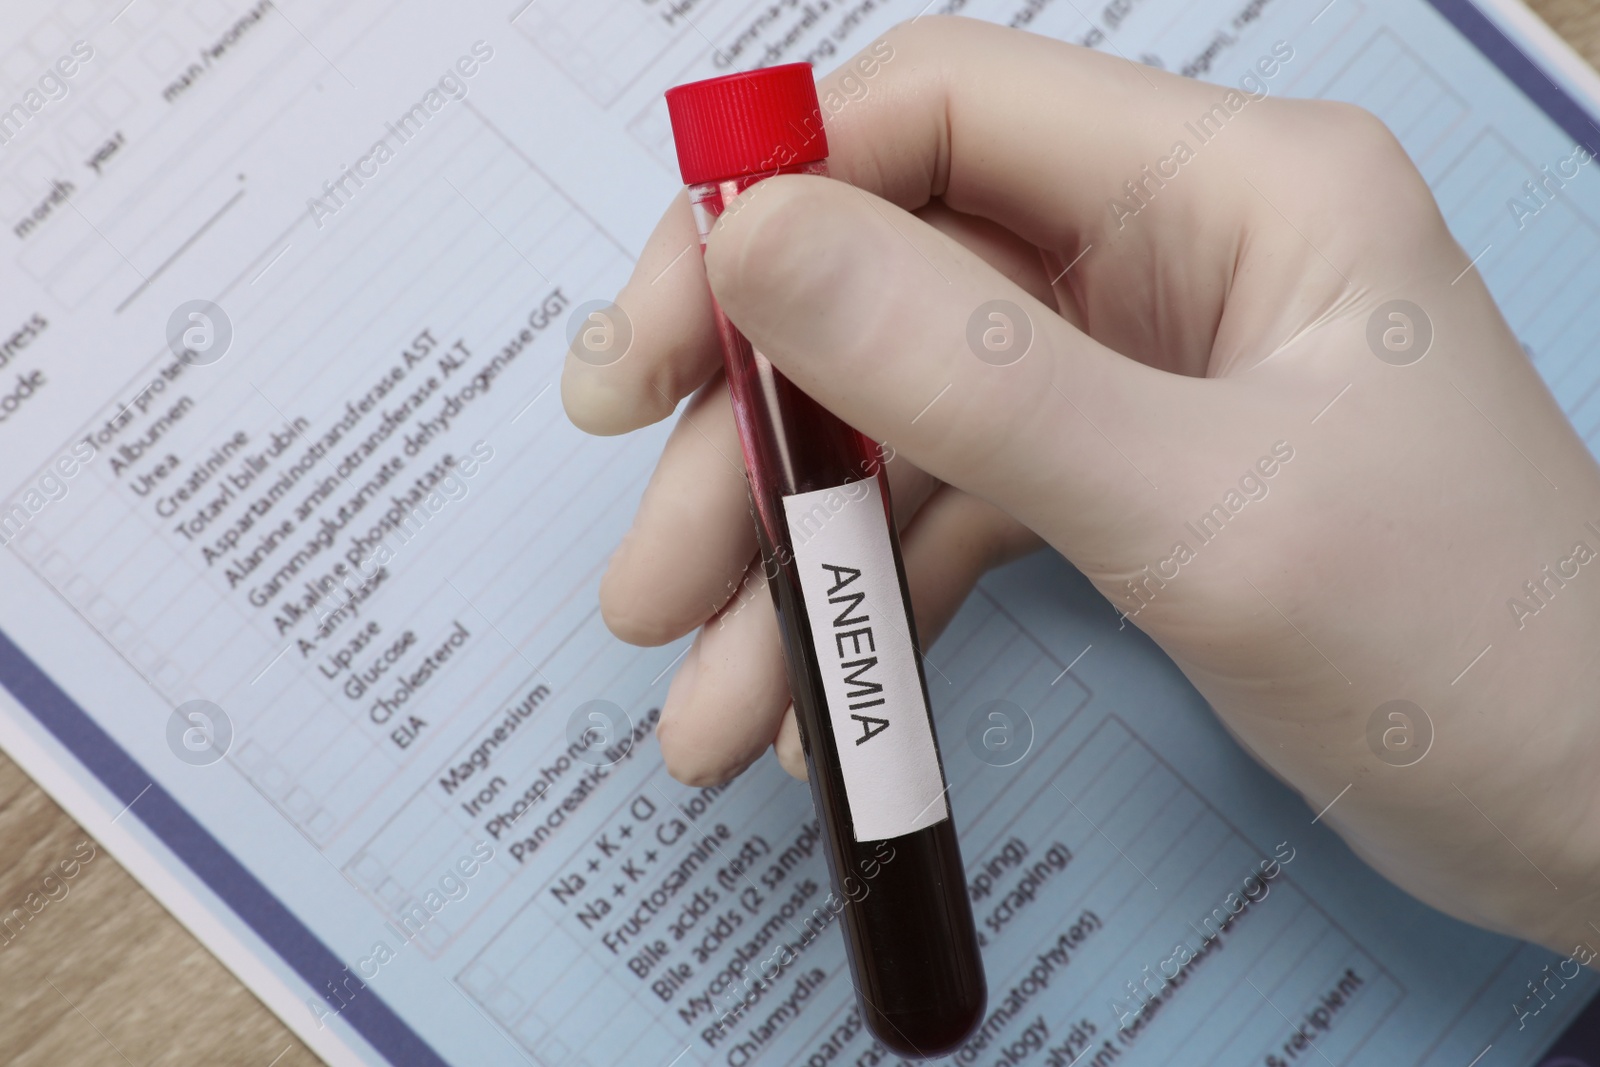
[0,0,1596,1064]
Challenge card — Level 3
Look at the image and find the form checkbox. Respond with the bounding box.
[28,21,71,60]
[139,33,186,80]
[188,0,233,32]
[58,0,98,30]
[89,78,138,122]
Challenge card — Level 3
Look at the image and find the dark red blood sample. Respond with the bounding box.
[666,65,985,1058]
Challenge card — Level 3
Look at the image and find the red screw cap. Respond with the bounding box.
[664,63,828,186]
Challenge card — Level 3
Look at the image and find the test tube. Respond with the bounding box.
[664,64,986,1057]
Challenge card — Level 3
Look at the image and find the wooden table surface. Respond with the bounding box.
[3,4,1599,1065]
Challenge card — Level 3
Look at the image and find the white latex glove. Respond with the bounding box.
[561,17,1600,959]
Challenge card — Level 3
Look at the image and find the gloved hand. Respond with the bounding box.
[561,16,1600,959]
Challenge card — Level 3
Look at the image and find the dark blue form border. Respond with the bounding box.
[0,4,1595,1067]
[0,628,450,1067]
[1425,0,1600,154]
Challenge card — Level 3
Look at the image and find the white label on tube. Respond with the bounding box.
[782,477,950,842]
